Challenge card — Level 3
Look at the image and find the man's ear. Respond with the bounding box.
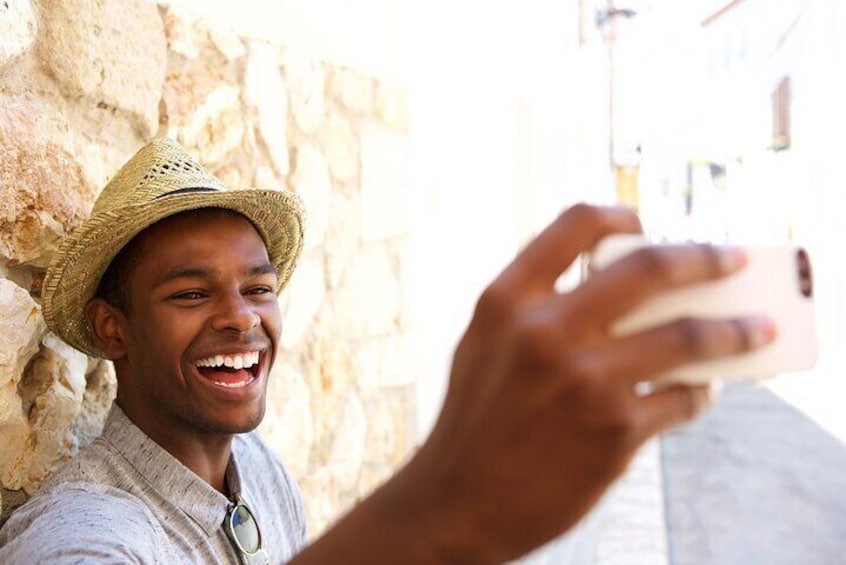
[84,298,129,360]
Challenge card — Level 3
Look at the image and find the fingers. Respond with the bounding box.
[586,315,777,384]
[634,383,715,440]
[568,244,748,328]
[499,204,643,295]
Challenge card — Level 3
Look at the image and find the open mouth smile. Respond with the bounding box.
[194,351,263,389]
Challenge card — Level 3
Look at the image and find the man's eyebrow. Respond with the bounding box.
[247,263,279,277]
[152,263,278,288]
[153,266,218,288]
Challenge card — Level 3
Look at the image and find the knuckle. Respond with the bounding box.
[566,202,601,224]
[675,317,712,357]
[601,398,640,442]
[513,315,560,368]
[696,243,723,276]
[634,247,675,282]
[475,283,514,322]
[562,353,603,387]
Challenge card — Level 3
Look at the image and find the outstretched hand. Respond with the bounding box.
[292,204,776,564]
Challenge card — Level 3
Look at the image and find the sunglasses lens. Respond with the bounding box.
[231,504,260,554]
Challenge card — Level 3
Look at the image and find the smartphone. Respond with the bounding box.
[586,234,818,385]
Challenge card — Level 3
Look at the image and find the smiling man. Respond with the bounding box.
[0,139,774,564]
[0,139,308,563]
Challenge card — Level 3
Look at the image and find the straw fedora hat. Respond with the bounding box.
[42,138,305,357]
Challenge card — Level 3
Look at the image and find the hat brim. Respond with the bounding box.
[42,189,305,358]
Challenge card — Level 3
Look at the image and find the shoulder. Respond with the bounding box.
[0,483,166,564]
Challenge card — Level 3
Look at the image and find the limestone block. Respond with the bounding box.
[330,68,373,114]
[12,333,88,492]
[355,334,418,391]
[375,83,409,132]
[361,390,413,468]
[0,0,36,67]
[300,467,340,538]
[282,52,326,135]
[68,358,116,450]
[304,358,356,465]
[254,165,284,191]
[279,256,325,350]
[0,280,45,491]
[0,279,43,390]
[158,3,245,62]
[325,392,367,491]
[160,71,245,170]
[323,193,362,290]
[291,144,332,250]
[331,246,401,338]
[259,361,313,479]
[319,114,359,183]
[0,95,89,267]
[37,0,166,137]
[245,41,289,177]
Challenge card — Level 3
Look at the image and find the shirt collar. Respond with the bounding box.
[101,403,242,537]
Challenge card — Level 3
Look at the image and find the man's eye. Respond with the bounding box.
[173,291,206,300]
[246,286,273,296]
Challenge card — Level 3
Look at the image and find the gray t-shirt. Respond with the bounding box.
[0,404,307,564]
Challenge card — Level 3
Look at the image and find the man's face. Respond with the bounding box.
[114,209,281,436]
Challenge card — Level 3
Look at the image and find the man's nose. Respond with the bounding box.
[211,292,260,333]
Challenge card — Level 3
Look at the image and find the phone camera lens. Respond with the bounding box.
[797,248,813,298]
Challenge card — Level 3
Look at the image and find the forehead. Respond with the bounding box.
[132,209,270,266]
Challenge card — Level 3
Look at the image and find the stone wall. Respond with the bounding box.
[0,0,416,537]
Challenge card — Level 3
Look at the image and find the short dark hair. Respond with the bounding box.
[94,235,144,313]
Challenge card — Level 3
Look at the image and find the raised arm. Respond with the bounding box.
[290,204,775,564]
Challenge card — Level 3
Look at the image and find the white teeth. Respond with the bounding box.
[195,351,261,370]
[212,376,255,388]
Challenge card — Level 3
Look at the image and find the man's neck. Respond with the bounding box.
[115,397,235,495]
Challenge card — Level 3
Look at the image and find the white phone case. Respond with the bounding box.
[587,234,818,384]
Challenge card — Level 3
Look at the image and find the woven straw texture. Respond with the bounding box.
[42,138,305,358]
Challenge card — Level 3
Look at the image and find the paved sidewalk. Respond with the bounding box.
[661,382,846,565]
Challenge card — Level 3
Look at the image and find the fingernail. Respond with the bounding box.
[747,316,778,347]
[720,247,748,271]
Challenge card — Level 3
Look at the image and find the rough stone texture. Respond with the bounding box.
[323,192,363,290]
[68,358,116,450]
[282,50,326,136]
[375,82,410,132]
[259,361,313,479]
[0,95,90,267]
[159,4,247,172]
[278,256,325,350]
[11,333,88,492]
[245,41,290,177]
[0,2,414,539]
[662,383,846,565]
[355,334,419,391]
[0,0,37,67]
[0,487,27,528]
[0,280,46,490]
[330,67,374,114]
[157,3,244,62]
[319,113,360,183]
[291,143,332,250]
[36,0,166,137]
[332,246,402,338]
